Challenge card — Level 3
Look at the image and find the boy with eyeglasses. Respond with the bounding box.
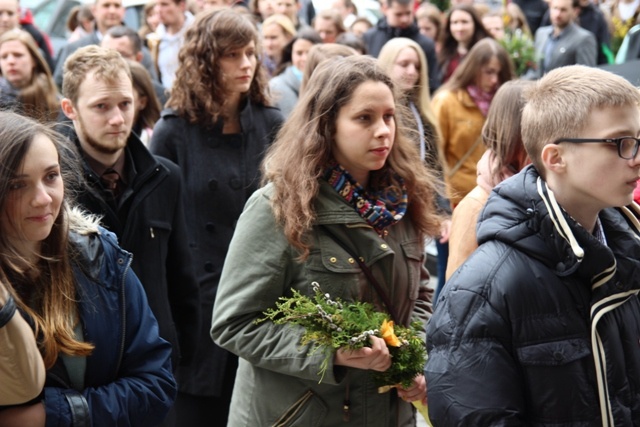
[425,65,640,425]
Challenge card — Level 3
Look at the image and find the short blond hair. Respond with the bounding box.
[522,65,640,175]
[62,45,131,104]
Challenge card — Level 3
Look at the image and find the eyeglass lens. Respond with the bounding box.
[619,138,639,159]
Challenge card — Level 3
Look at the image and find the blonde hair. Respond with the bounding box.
[522,65,640,176]
[62,45,131,104]
[263,56,442,259]
[377,37,443,167]
[262,13,296,39]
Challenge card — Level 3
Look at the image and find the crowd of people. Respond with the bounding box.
[0,0,640,425]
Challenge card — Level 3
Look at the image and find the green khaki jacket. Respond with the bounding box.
[211,181,433,427]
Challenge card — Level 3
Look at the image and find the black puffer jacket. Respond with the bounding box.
[425,165,640,426]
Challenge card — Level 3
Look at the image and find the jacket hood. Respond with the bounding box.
[477,165,640,284]
[68,206,100,235]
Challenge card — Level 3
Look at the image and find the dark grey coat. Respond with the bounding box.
[150,98,284,396]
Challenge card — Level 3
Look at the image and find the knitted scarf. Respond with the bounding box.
[466,84,495,116]
[323,161,408,236]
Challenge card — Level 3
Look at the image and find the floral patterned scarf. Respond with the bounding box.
[323,161,407,236]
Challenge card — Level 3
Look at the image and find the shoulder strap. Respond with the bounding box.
[319,225,400,323]
[447,135,483,179]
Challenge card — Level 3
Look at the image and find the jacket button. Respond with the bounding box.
[206,223,216,233]
[229,178,242,190]
[553,351,564,362]
[380,243,388,249]
[329,257,337,263]
[208,179,218,192]
[348,258,355,264]
[204,261,214,272]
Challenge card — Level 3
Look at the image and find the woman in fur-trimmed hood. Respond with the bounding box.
[0,111,175,427]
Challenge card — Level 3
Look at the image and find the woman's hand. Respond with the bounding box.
[397,374,427,405]
[334,335,391,372]
[0,402,46,427]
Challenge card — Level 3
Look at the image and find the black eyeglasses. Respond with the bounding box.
[555,137,640,160]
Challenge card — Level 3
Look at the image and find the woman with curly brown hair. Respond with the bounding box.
[211,55,441,426]
[150,8,283,426]
[0,29,60,122]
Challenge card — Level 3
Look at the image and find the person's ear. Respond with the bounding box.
[138,94,148,110]
[135,51,143,62]
[541,143,567,174]
[60,98,77,120]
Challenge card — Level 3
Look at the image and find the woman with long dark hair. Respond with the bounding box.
[150,8,283,426]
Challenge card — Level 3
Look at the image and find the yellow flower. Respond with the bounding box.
[380,319,402,347]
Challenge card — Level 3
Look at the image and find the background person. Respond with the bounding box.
[269,27,321,117]
[445,80,532,280]
[431,38,514,209]
[150,9,284,426]
[438,4,492,83]
[0,29,60,122]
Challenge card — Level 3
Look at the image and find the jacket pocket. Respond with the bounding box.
[515,338,598,421]
[272,389,328,427]
[516,338,590,366]
[401,240,424,301]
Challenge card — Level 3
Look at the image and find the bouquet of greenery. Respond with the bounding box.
[499,29,536,76]
[257,282,431,424]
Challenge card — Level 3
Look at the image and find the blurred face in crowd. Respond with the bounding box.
[262,22,291,59]
[0,39,35,89]
[384,1,414,30]
[450,9,474,46]
[101,34,142,61]
[550,0,576,31]
[476,55,501,93]
[257,0,275,20]
[350,19,371,37]
[418,16,437,41]
[291,38,313,71]
[92,0,125,33]
[482,15,505,39]
[391,46,420,92]
[157,0,186,28]
[0,0,19,35]
[273,0,298,22]
[332,0,354,19]
[314,17,340,43]
[145,3,161,31]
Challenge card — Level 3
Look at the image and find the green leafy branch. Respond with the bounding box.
[256,282,427,388]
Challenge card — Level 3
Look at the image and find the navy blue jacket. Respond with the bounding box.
[43,222,176,426]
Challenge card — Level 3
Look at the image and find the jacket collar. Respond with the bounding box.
[375,17,420,39]
[477,165,640,288]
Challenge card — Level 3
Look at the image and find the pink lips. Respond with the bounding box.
[371,147,389,156]
[27,213,52,222]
